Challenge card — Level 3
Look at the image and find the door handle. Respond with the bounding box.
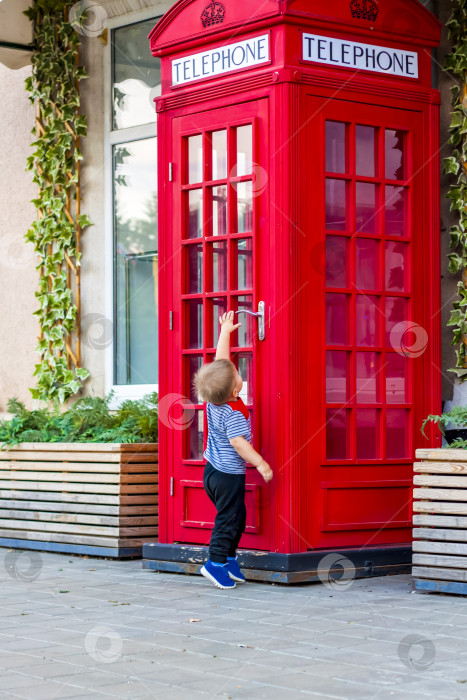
[235,301,265,341]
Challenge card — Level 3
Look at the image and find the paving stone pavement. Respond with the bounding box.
[1,549,467,700]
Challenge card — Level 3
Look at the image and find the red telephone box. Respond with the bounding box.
[143,0,442,582]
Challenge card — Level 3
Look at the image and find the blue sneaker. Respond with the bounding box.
[226,556,246,583]
[200,559,236,589]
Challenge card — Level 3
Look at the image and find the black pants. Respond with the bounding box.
[203,461,247,564]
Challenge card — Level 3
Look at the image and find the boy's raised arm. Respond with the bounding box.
[215,311,241,361]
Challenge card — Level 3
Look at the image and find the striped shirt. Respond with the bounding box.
[204,398,251,474]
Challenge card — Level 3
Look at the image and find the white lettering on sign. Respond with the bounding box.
[172,34,270,86]
[302,33,418,79]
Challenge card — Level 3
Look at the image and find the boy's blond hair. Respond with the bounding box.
[193,359,237,405]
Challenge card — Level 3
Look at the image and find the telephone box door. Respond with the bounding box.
[167,99,272,551]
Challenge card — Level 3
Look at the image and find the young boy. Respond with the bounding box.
[193,310,273,589]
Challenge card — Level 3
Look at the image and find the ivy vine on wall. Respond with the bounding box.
[445,0,467,380]
[24,0,91,404]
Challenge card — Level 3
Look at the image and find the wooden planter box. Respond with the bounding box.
[413,448,467,595]
[0,442,158,558]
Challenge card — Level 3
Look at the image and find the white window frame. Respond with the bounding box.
[104,6,170,408]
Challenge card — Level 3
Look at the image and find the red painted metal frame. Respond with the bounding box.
[151,0,441,556]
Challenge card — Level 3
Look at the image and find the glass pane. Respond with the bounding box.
[356,125,376,177]
[326,179,347,231]
[235,238,253,290]
[326,294,350,346]
[188,410,204,460]
[326,236,347,288]
[212,186,227,236]
[188,355,203,404]
[386,409,409,459]
[356,295,380,347]
[325,121,346,174]
[356,409,380,459]
[326,408,350,459]
[210,241,227,292]
[385,186,407,237]
[356,182,377,234]
[385,297,408,347]
[356,239,379,290]
[237,353,253,404]
[114,139,158,385]
[188,135,203,184]
[188,190,203,239]
[237,182,253,233]
[237,125,253,176]
[112,19,161,130]
[212,297,227,348]
[235,296,254,347]
[385,241,409,292]
[386,354,409,404]
[187,244,203,294]
[212,130,227,180]
[326,351,349,403]
[385,129,405,180]
[356,352,380,403]
[187,299,203,349]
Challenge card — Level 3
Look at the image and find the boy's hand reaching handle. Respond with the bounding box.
[257,459,273,483]
[219,310,241,334]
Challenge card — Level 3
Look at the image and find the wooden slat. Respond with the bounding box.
[412,566,467,582]
[413,527,467,543]
[413,553,467,569]
[413,501,467,515]
[413,488,467,502]
[0,481,157,494]
[0,509,157,526]
[0,461,157,473]
[0,529,157,547]
[413,540,467,555]
[414,461,467,475]
[413,514,467,528]
[0,519,157,537]
[416,449,467,462]
[414,474,467,488]
[0,471,158,484]
[0,442,158,452]
[0,451,157,464]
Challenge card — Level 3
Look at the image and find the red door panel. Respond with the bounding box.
[169,100,271,551]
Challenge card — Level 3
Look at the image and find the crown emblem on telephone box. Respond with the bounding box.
[201,1,226,28]
[349,0,379,21]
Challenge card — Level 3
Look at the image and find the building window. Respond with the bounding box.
[111,17,161,386]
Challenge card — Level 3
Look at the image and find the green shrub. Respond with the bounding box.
[0,390,157,448]
[421,405,467,448]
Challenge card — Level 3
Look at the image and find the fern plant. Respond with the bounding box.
[421,404,467,447]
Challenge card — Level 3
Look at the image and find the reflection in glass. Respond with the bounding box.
[212,186,227,236]
[326,293,349,346]
[385,186,406,236]
[187,299,203,349]
[356,295,380,347]
[385,297,408,347]
[356,352,380,403]
[386,354,408,404]
[188,410,204,460]
[385,241,409,292]
[356,125,376,177]
[325,121,346,174]
[326,179,347,230]
[386,409,409,458]
[188,135,203,184]
[211,241,227,292]
[188,190,203,238]
[237,353,253,404]
[112,18,161,130]
[187,244,203,293]
[237,125,253,176]
[114,139,158,385]
[326,351,349,403]
[385,129,405,180]
[356,409,380,459]
[188,355,203,404]
[326,236,347,288]
[212,297,227,347]
[236,296,254,347]
[326,408,350,459]
[236,239,253,290]
[356,182,377,233]
[237,182,253,233]
[356,238,379,290]
[212,130,227,180]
